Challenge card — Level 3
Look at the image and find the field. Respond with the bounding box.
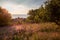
[0,22,60,40]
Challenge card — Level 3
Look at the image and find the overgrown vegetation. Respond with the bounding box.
[0,23,60,40]
[0,7,12,26]
[27,0,60,25]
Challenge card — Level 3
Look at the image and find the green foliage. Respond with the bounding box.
[45,0,60,24]
[0,7,12,26]
[27,5,51,23]
[27,0,60,24]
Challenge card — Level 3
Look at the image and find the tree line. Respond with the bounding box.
[27,0,60,25]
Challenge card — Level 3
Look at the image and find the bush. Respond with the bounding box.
[0,7,12,26]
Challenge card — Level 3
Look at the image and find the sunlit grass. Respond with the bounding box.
[0,22,60,40]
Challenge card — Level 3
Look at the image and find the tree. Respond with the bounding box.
[27,0,60,24]
[0,7,12,26]
[45,0,60,25]
[38,5,51,22]
[27,5,50,23]
[27,9,39,23]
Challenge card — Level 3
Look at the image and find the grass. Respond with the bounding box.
[0,22,60,40]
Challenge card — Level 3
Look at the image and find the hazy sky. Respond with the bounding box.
[0,0,46,15]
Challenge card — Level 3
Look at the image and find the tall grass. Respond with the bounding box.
[0,22,60,40]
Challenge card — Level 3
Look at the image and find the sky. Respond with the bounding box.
[0,0,46,15]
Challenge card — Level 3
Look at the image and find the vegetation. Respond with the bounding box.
[0,23,60,40]
[45,0,60,25]
[0,7,12,26]
[0,0,60,40]
[27,0,60,25]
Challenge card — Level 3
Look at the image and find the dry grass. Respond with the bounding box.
[21,22,59,32]
[0,22,60,40]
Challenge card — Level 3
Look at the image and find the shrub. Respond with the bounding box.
[0,7,12,26]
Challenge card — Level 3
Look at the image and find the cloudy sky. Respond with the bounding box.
[0,0,46,15]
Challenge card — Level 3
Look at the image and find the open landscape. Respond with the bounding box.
[0,0,60,40]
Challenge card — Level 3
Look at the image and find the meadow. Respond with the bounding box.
[0,22,60,40]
